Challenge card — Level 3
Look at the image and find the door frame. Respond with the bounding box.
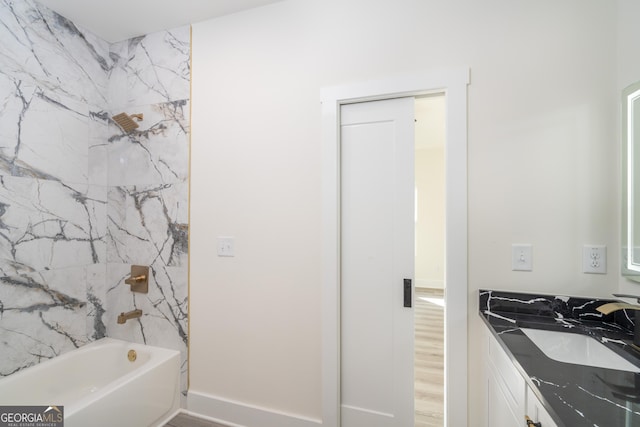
[321,69,470,427]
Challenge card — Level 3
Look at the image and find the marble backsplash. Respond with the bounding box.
[0,0,190,400]
[479,289,635,332]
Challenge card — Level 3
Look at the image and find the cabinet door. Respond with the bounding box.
[488,372,523,427]
[526,386,558,427]
[487,333,526,414]
[486,329,529,427]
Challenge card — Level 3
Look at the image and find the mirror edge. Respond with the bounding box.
[621,81,640,281]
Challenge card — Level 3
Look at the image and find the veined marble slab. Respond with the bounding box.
[0,1,190,400]
[0,0,111,107]
[107,182,188,267]
[0,176,107,275]
[0,266,93,376]
[1,91,90,183]
[108,99,190,186]
[109,26,190,109]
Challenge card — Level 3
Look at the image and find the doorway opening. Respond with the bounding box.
[414,94,446,427]
[321,69,469,427]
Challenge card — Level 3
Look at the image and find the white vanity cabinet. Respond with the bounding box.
[487,329,525,427]
[526,385,558,427]
[486,328,559,427]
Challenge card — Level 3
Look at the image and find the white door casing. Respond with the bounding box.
[321,69,469,427]
[340,97,415,426]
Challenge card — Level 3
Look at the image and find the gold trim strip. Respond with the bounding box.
[187,23,193,392]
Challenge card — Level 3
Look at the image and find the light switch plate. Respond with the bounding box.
[512,244,533,271]
[583,245,606,274]
[217,237,235,257]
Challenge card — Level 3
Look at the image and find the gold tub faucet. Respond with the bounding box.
[117,309,143,324]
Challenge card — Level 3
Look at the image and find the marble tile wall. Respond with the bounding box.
[105,27,190,399]
[0,0,190,400]
[0,0,110,375]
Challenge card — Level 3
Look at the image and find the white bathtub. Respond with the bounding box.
[0,338,180,427]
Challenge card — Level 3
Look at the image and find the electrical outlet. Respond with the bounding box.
[512,244,533,271]
[583,245,606,274]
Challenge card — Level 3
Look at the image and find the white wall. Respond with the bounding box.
[190,0,618,423]
[415,96,446,289]
[617,0,640,90]
[415,147,446,289]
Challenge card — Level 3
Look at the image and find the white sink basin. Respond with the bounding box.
[521,328,640,373]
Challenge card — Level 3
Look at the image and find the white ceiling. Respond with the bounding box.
[35,0,285,43]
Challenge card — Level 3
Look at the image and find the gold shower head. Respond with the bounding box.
[112,113,143,133]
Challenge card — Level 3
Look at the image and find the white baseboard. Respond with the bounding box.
[187,390,322,427]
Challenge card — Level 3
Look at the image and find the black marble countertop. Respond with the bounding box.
[480,289,640,427]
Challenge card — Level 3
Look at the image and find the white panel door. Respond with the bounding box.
[340,97,415,427]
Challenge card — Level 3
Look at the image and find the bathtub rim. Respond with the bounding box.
[0,337,181,415]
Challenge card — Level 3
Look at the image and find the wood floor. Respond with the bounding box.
[415,288,445,427]
[165,288,445,427]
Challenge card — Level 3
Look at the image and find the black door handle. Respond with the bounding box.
[404,279,412,307]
